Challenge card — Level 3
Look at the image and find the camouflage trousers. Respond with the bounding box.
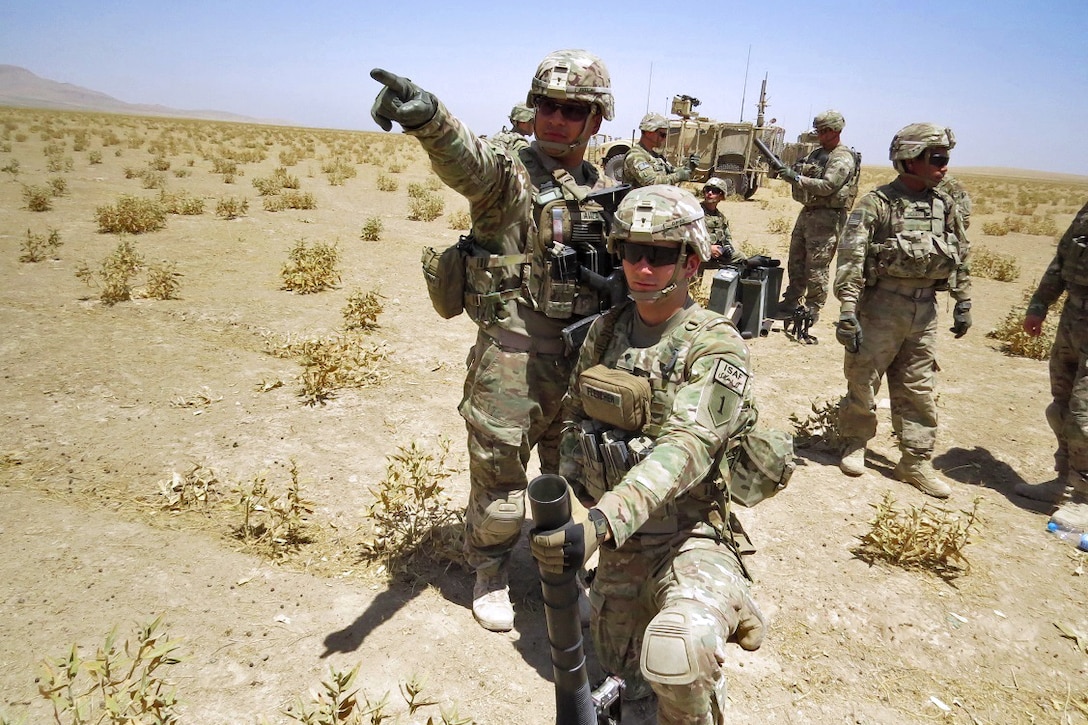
[459,331,572,574]
[1046,303,1088,483]
[839,286,939,455]
[589,536,749,725]
[781,206,848,312]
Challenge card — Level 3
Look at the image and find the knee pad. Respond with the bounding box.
[640,605,711,687]
[478,490,525,540]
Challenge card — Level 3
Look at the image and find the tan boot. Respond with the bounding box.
[1014,477,1071,504]
[894,452,951,499]
[472,569,513,632]
[1050,475,1088,533]
[839,440,867,477]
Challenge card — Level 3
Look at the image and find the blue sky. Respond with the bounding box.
[2,0,1086,175]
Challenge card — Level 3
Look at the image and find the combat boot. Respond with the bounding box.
[894,452,951,499]
[1014,477,1071,504]
[472,569,514,632]
[1049,472,1088,533]
[839,440,867,477]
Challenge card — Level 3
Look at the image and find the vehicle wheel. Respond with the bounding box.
[743,173,759,199]
[603,151,627,183]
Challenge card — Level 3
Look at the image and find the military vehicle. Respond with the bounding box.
[589,79,786,199]
[779,130,820,168]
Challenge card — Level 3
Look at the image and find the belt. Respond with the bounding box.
[484,328,567,356]
[876,278,937,300]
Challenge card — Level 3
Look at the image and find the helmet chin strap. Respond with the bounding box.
[628,247,689,303]
[536,113,596,157]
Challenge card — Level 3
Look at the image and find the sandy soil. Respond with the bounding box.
[1,110,1087,724]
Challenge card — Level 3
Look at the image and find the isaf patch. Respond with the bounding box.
[698,359,748,430]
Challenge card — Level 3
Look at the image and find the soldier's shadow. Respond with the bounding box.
[933,446,1052,514]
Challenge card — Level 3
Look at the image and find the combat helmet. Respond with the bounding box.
[813,110,845,132]
[639,113,669,132]
[890,122,956,173]
[527,49,614,121]
[509,104,535,124]
[610,185,708,302]
[703,176,729,195]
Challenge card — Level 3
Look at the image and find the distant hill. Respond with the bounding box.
[0,64,282,125]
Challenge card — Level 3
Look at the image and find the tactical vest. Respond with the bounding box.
[1060,207,1088,288]
[866,187,962,284]
[460,148,613,326]
[792,145,861,209]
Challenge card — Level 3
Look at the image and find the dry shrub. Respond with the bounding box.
[22,184,52,211]
[48,176,67,197]
[146,261,182,300]
[321,156,357,185]
[233,460,315,557]
[406,181,428,199]
[408,192,444,222]
[359,438,465,575]
[376,173,397,192]
[75,238,144,304]
[766,215,791,234]
[159,190,205,215]
[96,194,167,234]
[280,190,315,209]
[158,462,225,511]
[982,215,1059,237]
[37,616,182,725]
[342,288,385,331]
[215,195,249,219]
[852,492,981,580]
[970,245,1020,282]
[19,227,62,262]
[689,275,709,307]
[280,239,340,293]
[88,149,102,164]
[790,397,844,452]
[447,209,470,230]
[986,286,1063,360]
[360,216,383,241]
[262,332,390,405]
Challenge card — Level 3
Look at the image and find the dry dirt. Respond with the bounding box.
[1,112,1087,724]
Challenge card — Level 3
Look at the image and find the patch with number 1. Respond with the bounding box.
[699,359,747,429]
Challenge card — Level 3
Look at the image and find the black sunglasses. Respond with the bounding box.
[534,96,593,122]
[926,151,950,167]
[617,242,681,267]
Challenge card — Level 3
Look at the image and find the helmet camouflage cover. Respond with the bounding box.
[889,122,956,161]
[813,109,845,132]
[527,49,614,121]
[509,104,535,123]
[610,185,710,262]
[703,176,729,194]
[639,112,669,132]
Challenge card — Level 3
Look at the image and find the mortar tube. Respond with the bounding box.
[527,474,596,725]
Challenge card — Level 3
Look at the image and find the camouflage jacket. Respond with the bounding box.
[559,301,757,548]
[407,99,612,340]
[486,129,531,154]
[1028,199,1088,317]
[791,144,859,209]
[623,143,688,188]
[937,174,973,230]
[702,204,733,248]
[834,178,972,313]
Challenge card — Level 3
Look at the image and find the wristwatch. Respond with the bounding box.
[588,508,609,542]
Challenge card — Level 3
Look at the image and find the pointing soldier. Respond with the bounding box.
[371,50,619,632]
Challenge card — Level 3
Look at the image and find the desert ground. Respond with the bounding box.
[1,107,1087,724]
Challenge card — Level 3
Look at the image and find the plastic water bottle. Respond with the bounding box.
[1047,521,1088,551]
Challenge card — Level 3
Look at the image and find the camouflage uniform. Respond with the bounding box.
[488,103,534,153]
[937,174,973,229]
[780,143,859,316]
[834,175,970,480]
[556,185,765,723]
[378,51,618,627]
[699,203,743,270]
[623,145,690,189]
[1018,201,1088,527]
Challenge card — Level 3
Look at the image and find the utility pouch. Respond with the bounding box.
[579,364,651,432]
[421,236,472,319]
[727,427,795,507]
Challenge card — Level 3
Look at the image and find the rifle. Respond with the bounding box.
[752,136,787,174]
[528,474,625,725]
[784,306,817,344]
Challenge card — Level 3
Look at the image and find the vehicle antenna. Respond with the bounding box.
[645,62,653,114]
[739,45,751,122]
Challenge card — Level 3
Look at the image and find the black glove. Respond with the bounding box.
[951,300,972,338]
[687,153,700,171]
[836,312,863,353]
[369,68,437,131]
[531,498,604,577]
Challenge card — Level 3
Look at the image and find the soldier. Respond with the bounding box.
[370,50,620,632]
[622,113,698,189]
[938,173,973,230]
[488,103,535,153]
[531,185,766,724]
[833,123,971,498]
[1014,200,1088,533]
[699,176,743,269]
[775,110,861,326]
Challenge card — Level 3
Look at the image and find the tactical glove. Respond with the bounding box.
[675,167,692,182]
[369,68,438,131]
[950,300,972,338]
[687,153,700,171]
[719,573,766,651]
[836,312,863,353]
[531,496,605,577]
[778,167,799,183]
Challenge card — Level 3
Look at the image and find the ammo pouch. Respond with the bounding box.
[421,236,471,319]
[727,427,795,507]
[578,364,651,432]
